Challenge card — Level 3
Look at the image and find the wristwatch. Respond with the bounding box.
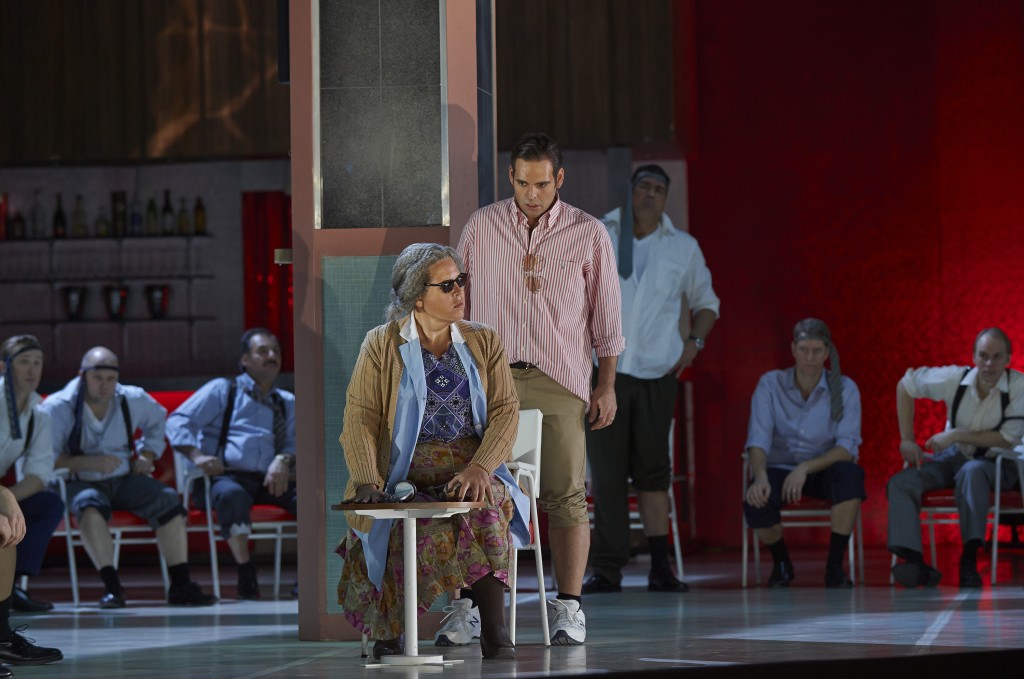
[275,453,295,468]
[688,335,705,351]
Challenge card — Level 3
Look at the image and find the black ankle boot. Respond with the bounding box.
[472,574,516,659]
[372,637,404,659]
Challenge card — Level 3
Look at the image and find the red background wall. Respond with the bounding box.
[685,0,1024,548]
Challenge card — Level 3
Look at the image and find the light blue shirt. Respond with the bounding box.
[166,372,296,473]
[745,368,862,469]
[42,377,167,482]
[358,316,531,590]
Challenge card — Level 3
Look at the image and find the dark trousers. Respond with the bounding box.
[586,373,678,583]
[193,471,297,540]
[15,490,65,577]
[743,462,866,530]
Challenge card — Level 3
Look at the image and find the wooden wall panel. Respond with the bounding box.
[141,0,204,158]
[202,0,289,157]
[495,0,674,149]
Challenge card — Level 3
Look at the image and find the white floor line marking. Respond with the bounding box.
[237,649,348,678]
[639,658,738,666]
[915,591,971,647]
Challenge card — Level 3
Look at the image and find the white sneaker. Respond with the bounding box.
[434,598,480,646]
[548,598,586,645]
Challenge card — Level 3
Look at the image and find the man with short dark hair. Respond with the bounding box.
[457,133,624,645]
[167,328,296,600]
[583,164,719,595]
[43,347,217,609]
[889,327,1024,589]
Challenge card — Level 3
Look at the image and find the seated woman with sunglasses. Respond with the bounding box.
[337,242,530,661]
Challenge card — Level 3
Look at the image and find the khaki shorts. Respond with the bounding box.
[511,367,589,528]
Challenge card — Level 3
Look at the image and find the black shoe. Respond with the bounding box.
[767,560,795,588]
[0,627,63,665]
[648,569,689,592]
[372,637,404,659]
[0,664,11,678]
[480,627,517,660]
[238,564,261,600]
[825,566,854,589]
[959,564,983,588]
[892,562,942,588]
[11,586,53,613]
[99,590,126,609]
[581,574,621,594]
[168,581,219,606]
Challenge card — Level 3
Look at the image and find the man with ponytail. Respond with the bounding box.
[743,318,865,588]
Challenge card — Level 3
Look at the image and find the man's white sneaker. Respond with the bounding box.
[548,598,586,645]
[434,599,481,647]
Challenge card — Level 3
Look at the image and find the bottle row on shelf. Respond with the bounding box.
[0,189,207,240]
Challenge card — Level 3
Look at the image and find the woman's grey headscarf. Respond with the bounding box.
[793,318,844,422]
[384,243,464,323]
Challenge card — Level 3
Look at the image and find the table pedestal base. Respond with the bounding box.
[366,654,465,668]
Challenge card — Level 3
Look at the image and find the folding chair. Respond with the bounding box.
[506,409,550,646]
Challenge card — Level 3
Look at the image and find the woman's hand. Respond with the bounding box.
[446,463,494,504]
[351,484,389,504]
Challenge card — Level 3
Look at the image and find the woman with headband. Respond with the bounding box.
[743,318,866,588]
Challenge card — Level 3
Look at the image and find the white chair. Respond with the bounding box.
[505,409,550,646]
[175,453,297,599]
[741,453,864,587]
[52,468,169,606]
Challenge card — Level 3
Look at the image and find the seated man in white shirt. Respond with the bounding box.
[41,347,217,609]
[889,327,1024,589]
[0,335,64,612]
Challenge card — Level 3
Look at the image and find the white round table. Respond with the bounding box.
[334,501,485,667]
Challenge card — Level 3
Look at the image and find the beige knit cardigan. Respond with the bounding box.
[339,318,519,534]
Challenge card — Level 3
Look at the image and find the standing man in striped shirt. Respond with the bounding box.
[458,132,624,646]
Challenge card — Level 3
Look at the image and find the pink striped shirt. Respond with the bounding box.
[458,197,625,404]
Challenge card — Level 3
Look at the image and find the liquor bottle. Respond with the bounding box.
[8,212,26,240]
[0,193,7,240]
[161,189,175,235]
[94,205,112,238]
[29,189,45,239]
[145,196,159,236]
[193,197,206,236]
[129,190,144,236]
[53,193,67,238]
[71,195,89,238]
[111,191,127,237]
[177,197,191,235]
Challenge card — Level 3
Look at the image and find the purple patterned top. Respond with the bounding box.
[418,344,479,443]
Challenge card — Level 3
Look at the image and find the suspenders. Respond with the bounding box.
[69,396,134,455]
[217,377,238,461]
[949,368,1024,455]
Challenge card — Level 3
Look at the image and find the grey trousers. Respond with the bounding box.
[887,448,1019,555]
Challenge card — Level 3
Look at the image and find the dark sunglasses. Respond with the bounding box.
[424,272,468,294]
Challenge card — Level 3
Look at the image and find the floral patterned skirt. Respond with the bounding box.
[336,437,514,640]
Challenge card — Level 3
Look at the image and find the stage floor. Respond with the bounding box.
[12,546,1024,678]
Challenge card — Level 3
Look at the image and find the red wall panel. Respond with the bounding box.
[687,0,1024,548]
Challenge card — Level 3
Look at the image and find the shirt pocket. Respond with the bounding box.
[542,259,585,305]
[654,261,683,296]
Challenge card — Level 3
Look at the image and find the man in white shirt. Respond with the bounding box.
[583,165,719,594]
[0,335,64,612]
[42,347,216,609]
[889,327,1024,589]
